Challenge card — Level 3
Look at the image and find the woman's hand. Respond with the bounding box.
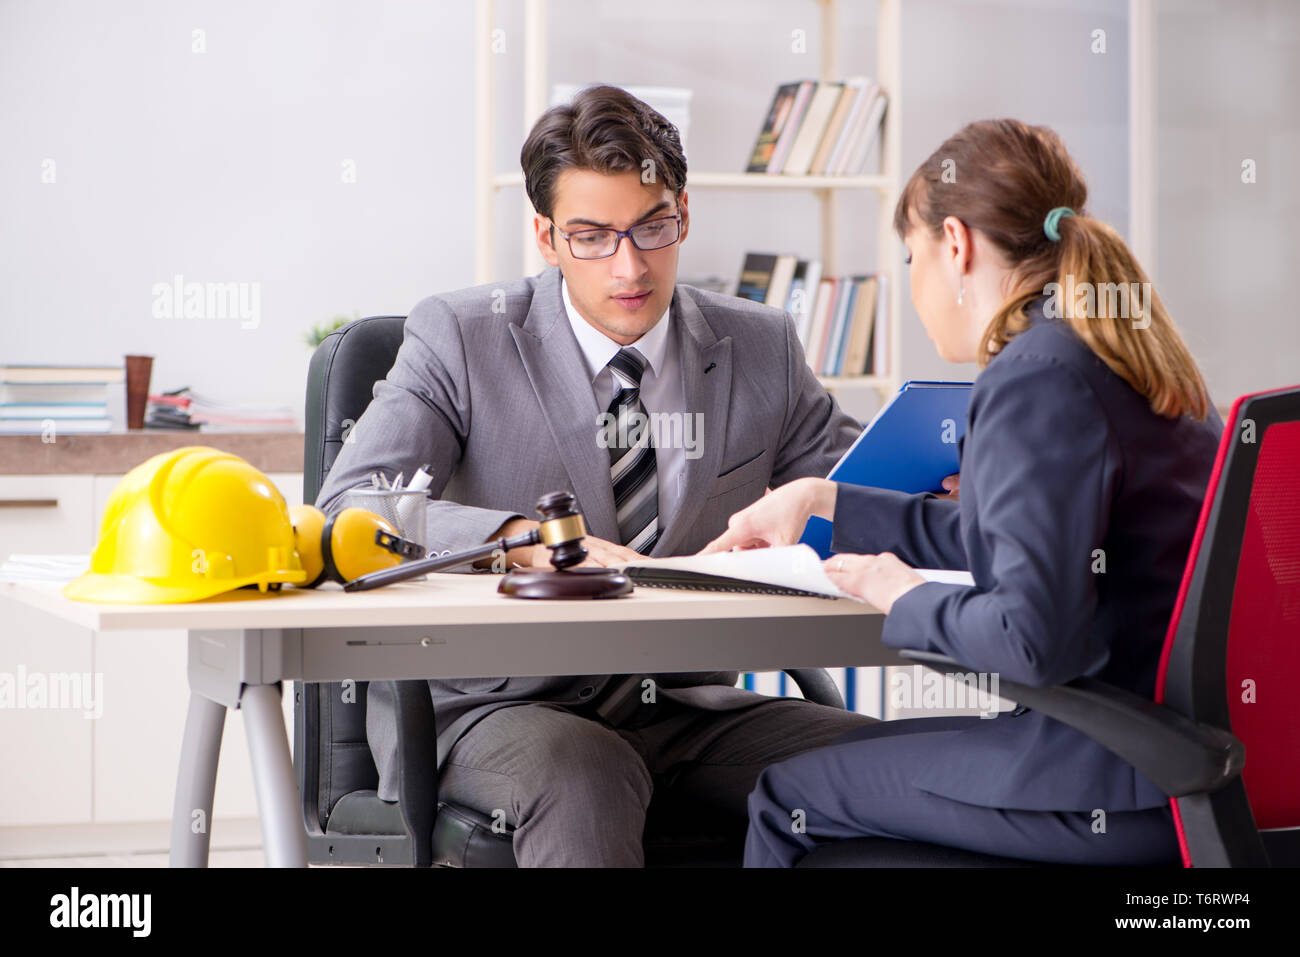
[940,472,960,500]
[698,477,836,554]
[824,552,925,614]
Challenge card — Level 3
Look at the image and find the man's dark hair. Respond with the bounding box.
[520,84,687,220]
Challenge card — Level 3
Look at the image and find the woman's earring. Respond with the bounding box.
[957,286,965,306]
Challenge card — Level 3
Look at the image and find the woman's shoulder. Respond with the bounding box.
[975,297,1118,406]
[996,296,1107,370]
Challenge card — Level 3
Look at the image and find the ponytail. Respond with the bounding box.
[980,213,1210,419]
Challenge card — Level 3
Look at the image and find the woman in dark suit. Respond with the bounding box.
[702,119,1224,867]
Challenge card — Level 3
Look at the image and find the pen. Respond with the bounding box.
[408,463,434,492]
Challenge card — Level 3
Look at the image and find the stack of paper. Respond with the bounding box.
[0,554,91,582]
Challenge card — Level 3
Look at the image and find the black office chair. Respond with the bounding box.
[798,386,1300,868]
[296,314,850,867]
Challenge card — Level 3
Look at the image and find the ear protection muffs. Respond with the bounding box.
[289,505,425,587]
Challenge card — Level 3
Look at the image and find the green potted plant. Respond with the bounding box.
[304,312,359,348]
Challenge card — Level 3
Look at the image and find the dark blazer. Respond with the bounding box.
[830,295,1223,813]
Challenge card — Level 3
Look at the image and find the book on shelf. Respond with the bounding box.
[0,364,124,433]
[781,82,844,175]
[786,259,823,345]
[805,277,837,366]
[735,252,779,303]
[0,418,113,434]
[745,82,805,173]
[0,364,124,384]
[805,275,883,377]
[142,387,296,432]
[831,82,888,176]
[871,273,890,377]
[841,275,879,377]
[821,277,858,375]
[763,254,799,310]
[734,257,887,380]
[809,76,868,175]
[765,80,816,174]
[745,77,887,177]
[0,403,108,419]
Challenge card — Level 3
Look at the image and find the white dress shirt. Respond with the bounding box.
[561,277,687,543]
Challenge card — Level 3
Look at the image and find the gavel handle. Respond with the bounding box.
[342,530,541,591]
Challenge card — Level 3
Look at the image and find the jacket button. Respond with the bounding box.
[579,686,595,698]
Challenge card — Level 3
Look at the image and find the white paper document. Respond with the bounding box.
[618,544,973,600]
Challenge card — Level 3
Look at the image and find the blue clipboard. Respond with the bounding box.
[800,380,973,558]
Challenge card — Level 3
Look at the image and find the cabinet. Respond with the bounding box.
[0,471,302,827]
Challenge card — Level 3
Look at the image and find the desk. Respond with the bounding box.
[2,575,896,867]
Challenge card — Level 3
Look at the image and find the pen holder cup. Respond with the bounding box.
[338,487,431,547]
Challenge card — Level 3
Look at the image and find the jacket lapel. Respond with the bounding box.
[509,268,619,541]
[652,288,732,557]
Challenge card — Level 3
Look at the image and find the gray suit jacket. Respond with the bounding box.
[316,265,861,801]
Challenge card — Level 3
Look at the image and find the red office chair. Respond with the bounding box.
[800,385,1300,868]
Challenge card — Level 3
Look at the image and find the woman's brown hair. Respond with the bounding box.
[893,118,1210,420]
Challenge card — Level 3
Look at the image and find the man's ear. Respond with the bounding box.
[677,190,690,245]
[535,214,561,268]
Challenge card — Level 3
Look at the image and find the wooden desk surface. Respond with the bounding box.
[2,574,878,633]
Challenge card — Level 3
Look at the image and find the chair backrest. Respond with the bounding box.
[303,315,406,505]
[1155,385,1300,860]
[298,315,406,831]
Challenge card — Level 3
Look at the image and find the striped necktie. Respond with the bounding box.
[605,348,659,553]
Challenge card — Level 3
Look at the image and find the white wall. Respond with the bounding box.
[0,0,477,423]
[1154,0,1300,402]
[8,0,1272,425]
[897,0,1130,390]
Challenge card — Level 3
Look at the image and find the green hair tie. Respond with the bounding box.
[1043,206,1075,242]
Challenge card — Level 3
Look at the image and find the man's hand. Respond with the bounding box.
[474,517,644,570]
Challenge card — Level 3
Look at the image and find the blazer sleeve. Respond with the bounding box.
[769,311,863,485]
[315,294,525,559]
[879,353,1122,688]
[829,485,966,570]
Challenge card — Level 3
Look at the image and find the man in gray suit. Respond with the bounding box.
[317,84,874,866]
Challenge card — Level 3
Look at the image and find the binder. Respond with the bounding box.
[800,380,973,558]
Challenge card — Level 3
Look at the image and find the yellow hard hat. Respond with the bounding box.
[64,446,307,603]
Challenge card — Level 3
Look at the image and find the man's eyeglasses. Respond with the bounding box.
[550,214,682,261]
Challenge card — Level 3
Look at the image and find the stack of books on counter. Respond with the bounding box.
[146,388,296,432]
[736,253,888,378]
[746,77,888,176]
[0,364,124,433]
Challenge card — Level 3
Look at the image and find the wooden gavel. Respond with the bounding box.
[343,490,632,599]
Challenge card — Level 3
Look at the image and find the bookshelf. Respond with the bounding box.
[474,0,903,404]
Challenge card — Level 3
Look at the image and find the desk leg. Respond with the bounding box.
[242,682,308,868]
[169,693,226,867]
